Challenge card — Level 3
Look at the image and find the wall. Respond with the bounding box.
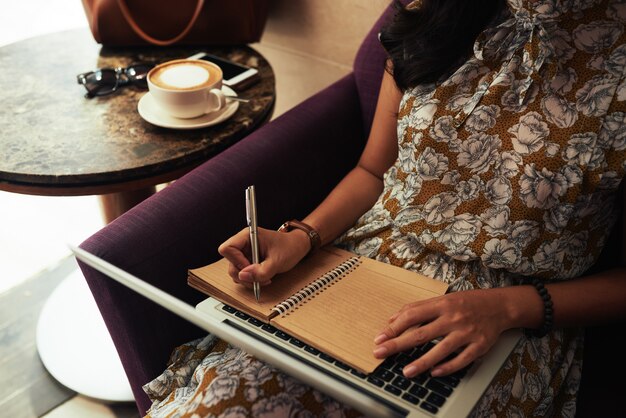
[262,0,391,69]
[253,0,391,117]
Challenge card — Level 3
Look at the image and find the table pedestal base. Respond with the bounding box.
[35,187,158,404]
[36,268,134,402]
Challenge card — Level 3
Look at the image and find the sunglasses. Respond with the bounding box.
[77,63,155,98]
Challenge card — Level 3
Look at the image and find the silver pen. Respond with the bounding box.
[245,185,261,302]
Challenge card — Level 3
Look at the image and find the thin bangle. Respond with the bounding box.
[524,278,554,338]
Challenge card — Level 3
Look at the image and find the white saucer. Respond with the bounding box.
[137,85,240,130]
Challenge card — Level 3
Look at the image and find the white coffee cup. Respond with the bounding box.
[147,59,227,119]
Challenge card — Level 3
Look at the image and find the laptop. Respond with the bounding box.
[72,246,521,418]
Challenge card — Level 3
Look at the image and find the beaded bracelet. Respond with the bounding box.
[524,278,554,338]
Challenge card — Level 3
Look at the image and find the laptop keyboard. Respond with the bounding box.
[222,305,469,415]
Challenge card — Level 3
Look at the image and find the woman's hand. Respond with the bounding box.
[218,227,310,288]
[373,288,517,378]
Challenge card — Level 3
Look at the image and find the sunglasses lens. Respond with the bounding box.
[126,64,155,88]
[83,69,118,96]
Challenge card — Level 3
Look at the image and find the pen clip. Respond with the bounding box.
[246,186,257,229]
[245,187,252,226]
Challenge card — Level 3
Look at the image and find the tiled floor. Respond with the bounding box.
[0,0,350,417]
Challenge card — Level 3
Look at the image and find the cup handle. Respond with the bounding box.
[205,88,227,113]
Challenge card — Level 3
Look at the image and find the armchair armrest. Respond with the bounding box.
[78,73,366,412]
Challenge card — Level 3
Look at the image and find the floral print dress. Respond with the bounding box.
[143,0,626,416]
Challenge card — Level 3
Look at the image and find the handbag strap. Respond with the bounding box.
[116,0,205,46]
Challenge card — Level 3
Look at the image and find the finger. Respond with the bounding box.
[391,298,433,321]
[402,334,464,378]
[218,229,249,251]
[221,246,252,273]
[430,343,483,377]
[390,303,439,334]
[238,268,272,287]
[377,303,439,345]
[374,320,442,359]
[228,263,242,282]
[246,258,280,283]
[229,263,272,287]
[219,228,251,251]
[239,280,272,289]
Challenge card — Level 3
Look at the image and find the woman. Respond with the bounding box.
[144,0,626,416]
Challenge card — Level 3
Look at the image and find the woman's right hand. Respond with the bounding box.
[218,227,311,288]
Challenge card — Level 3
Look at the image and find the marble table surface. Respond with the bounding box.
[0,29,275,195]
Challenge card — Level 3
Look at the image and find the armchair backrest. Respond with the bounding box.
[353,2,396,135]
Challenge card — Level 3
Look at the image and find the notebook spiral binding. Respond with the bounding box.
[271,256,362,317]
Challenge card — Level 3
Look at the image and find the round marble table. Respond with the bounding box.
[0,28,275,222]
[0,29,275,402]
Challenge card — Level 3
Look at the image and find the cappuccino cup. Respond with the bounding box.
[147,59,226,119]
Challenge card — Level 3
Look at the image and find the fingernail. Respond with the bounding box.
[431,368,443,377]
[374,333,388,344]
[373,346,388,357]
[404,365,418,378]
[239,271,254,282]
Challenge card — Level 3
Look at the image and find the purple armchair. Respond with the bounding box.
[78,3,623,416]
[78,4,388,414]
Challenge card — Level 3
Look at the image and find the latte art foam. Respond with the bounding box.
[149,60,221,91]
[160,65,209,89]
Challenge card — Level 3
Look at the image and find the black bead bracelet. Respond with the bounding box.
[524,278,554,338]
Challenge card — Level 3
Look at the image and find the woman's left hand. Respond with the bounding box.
[373,288,515,378]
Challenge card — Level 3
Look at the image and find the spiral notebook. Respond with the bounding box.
[75,245,522,417]
[188,247,448,373]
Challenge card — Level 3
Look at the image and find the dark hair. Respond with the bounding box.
[381,0,507,91]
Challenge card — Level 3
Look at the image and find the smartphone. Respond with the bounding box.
[188,52,260,90]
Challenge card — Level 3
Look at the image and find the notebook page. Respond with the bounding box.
[188,247,352,321]
[271,257,448,373]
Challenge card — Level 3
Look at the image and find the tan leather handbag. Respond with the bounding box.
[81,0,270,46]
